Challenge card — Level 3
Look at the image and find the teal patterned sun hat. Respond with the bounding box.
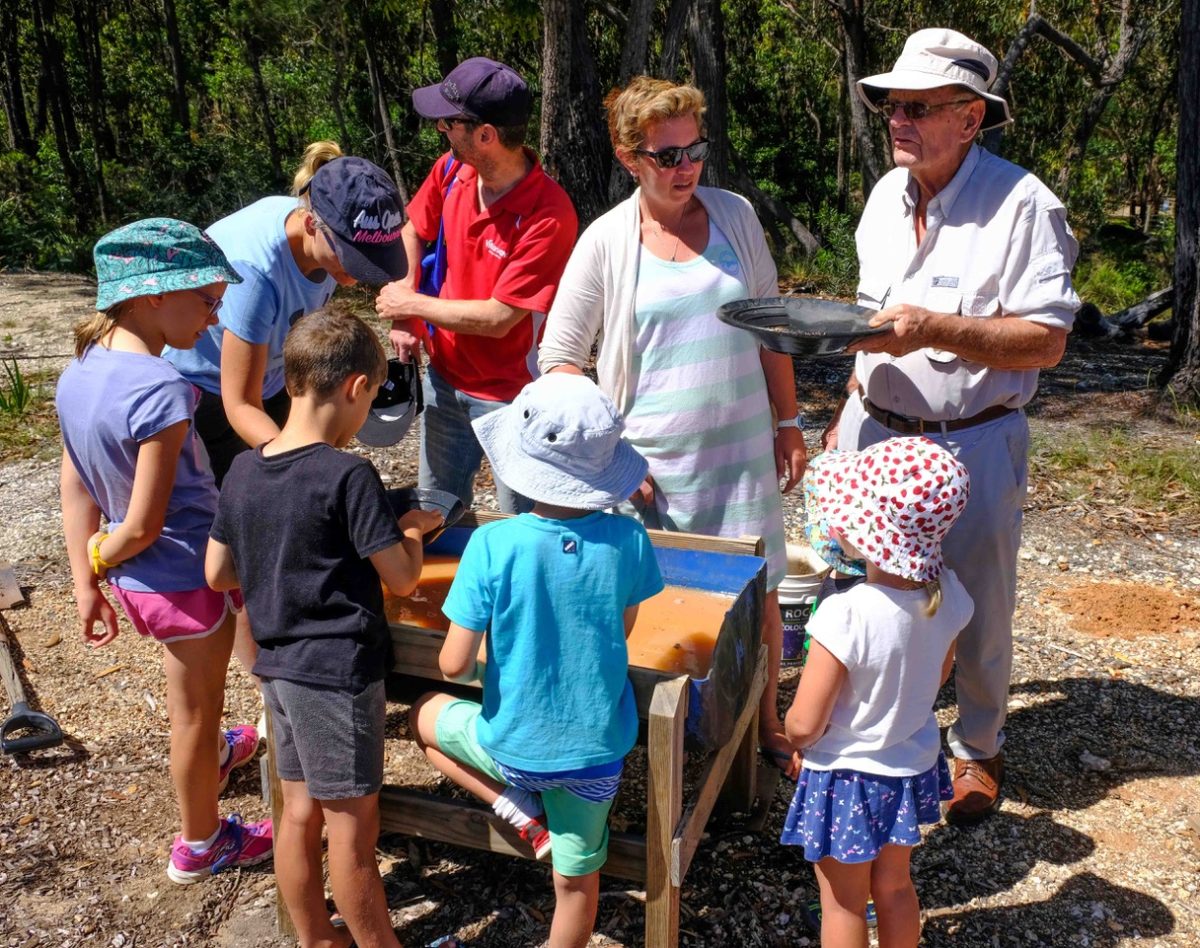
[94,218,242,312]
[802,451,867,577]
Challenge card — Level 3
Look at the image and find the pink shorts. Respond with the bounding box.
[109,584,243,644]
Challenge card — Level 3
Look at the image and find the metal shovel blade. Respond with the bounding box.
[1,700,64,754]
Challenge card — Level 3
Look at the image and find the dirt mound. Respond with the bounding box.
[1042,580,1200,637]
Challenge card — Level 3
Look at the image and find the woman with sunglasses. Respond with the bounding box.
[163,141,408,486]
[539,77,807,779]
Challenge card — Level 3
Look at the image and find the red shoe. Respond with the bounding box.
[518,815,552,861]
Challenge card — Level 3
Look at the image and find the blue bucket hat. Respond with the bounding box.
[94,218,241,313]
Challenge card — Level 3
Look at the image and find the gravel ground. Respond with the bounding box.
[1,272,1198,948]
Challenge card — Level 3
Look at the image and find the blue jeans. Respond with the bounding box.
[419,362,532,514]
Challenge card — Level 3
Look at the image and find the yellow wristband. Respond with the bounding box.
[90,534,117,575]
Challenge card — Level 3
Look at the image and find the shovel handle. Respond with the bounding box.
[0,614,26,707]
[1,701,64,753]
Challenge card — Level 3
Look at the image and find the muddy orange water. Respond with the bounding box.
[383,554,734,676]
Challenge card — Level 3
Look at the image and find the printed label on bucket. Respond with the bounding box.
[780,595,817,664]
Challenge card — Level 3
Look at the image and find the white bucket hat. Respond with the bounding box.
[473,374,649,510]
[857,28,1012,131]
[812,436,970,583]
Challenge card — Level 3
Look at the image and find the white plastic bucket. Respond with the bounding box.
[779,542,829,664]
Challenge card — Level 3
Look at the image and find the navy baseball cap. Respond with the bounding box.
[412,57,532,127]
[303,156,407,285]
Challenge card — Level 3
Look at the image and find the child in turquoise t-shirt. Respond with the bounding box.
[410,372,663,948]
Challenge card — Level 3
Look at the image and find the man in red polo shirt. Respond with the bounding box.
[375,57,578,513]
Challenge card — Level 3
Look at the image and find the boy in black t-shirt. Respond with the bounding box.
[206,306,441,948]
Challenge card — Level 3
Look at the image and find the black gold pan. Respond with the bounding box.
[717,296,888,357]
[386,488,466,546]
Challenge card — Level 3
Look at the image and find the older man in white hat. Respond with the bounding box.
[826,28,1080,824]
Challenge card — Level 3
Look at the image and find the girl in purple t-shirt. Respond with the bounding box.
[56,219,271,884]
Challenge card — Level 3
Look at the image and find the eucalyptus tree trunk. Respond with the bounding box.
[659,0,691,79]
[243,31,286,190]
[1161,0,1200,408]
[687,0,731,189]
[539,0,609,226]
[0,4,35,156]
[361,14,409,204]
[31,0,90,227]
[606,0,657,204]
[161,0,190,133]
[430,0,458,78]
[821,0,882,196]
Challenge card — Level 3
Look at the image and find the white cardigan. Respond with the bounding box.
[538,186,780,415]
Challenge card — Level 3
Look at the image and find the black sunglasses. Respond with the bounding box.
[876,98,978,121]
[634,138,711,169]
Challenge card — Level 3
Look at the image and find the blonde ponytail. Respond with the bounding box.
[73,305,122,358]
[292,140,344,199]
[923,577,943,618]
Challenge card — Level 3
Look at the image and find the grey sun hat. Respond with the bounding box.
[93,218,242,312]
[857,28,1013,131]
[472,374,648,511]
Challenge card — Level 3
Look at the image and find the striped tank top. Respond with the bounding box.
[622,220,786,588]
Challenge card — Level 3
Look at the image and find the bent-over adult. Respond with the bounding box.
[164,141,407,485]
[538,77,807,776]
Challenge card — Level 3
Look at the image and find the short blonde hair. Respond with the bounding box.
[604,77,706,154]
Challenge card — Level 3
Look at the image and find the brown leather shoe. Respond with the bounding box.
[945,754,1004,826]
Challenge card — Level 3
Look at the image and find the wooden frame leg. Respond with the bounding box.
[264,705,298,940]
[645,677,687,948]
[716,700,760,817]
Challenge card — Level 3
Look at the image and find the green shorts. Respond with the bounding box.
[435,698,615,876]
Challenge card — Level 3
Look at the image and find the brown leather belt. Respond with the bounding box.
[861,395,1016,435]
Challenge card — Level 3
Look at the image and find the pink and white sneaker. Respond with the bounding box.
[518,815,552,861]
[167,815,273,884]
[217,725,260,794]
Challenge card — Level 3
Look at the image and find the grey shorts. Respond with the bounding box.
[261,677,386,799]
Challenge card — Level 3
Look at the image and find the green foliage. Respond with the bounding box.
[1074,221,1173,313]
[0,367,58,461]
[0,360,35,416]
[1030,426,1200,524]
[781,207,860,297]
[0,0,1180,285]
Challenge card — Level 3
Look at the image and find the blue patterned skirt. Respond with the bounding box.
[779,753,953,863]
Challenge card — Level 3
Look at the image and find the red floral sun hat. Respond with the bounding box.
[812,436,970,583]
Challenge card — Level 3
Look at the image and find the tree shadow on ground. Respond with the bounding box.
[917,811,1095,910]
[921,871,1175,946]
[1001,676,1200,813]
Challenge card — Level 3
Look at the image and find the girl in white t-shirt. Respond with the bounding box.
[781,436,974,948]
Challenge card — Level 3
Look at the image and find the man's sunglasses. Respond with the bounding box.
[634,138,711,169]
[876,98,978,121]
[192,289,223,317]
[437,116,479,131]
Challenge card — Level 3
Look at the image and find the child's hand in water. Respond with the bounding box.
[399,508,444,538]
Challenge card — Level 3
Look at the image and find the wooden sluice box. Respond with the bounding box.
[266,511,774,948]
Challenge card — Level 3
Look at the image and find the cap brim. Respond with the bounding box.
[328,231,408,285]
[473,405,649,510]
[356,406,416,448]
[412,83,470,120]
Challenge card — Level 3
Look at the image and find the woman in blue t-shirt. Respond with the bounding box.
[164,142,408,485]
